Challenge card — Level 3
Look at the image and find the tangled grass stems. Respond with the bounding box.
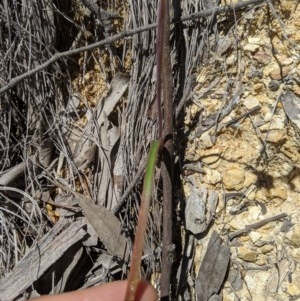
[0,186,43,274]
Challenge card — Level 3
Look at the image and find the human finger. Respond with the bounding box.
[33,279,158,301]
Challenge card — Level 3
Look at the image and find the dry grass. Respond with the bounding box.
[0,0,275,299]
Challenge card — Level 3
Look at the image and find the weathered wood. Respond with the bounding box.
[0,219,87,301]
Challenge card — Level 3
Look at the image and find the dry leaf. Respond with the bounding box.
[281,91,300,130]
[195,231,230,301]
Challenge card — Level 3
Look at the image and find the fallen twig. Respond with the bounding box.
[228,213,288,240]
[0,0,267,96]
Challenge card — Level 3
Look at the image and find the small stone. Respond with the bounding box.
[247,189,256,201]
[285,283,300,296]
[253,51,272,65]
[247,37,262,44]
[285,225,300,247]
[244,43,260,52]
[247,69,263,79]
[263,130,285,144]
[260,245,274,254]
[244,172,258,188]
[244,272,270,300]
[222,165,245,190]
[269,65,293,80]
[291,175,300,192]
[276,54,293,66]
[243,96,260,110]
[226,54,236,66]
[268,80,280,91]
[199,132,213,148]
[84,72,91,80]
[253,83,264,94]
[256,254,267,265]
[249,232,262,244]
[237,246,258,262]
[205,168,222,185]
[267,185,288,200]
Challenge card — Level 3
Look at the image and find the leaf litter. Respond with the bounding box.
[0,0,300,300]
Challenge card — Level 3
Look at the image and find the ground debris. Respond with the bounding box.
[195,231,230,301]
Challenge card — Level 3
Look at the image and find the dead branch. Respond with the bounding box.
[228,213,288,240]
[0,0,267,96]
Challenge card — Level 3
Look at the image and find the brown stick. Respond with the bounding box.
[159,0,174,298]
[0,0,266,96]
[228,213,288,240]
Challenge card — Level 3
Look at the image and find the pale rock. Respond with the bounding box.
[243,90,250,98]
[260,245,274,254]
[260,115,286,131]
[252,83,264,94]
[84,72,91,80]
[222,115,235,124]
[244,271,270,294]
[243,96,259,110]
[226,54,236,66]
[249,231,262,244]
[291,175,300,192]
[276,54,294,66]
[228,218,241,231]
[240,235,250,243]
[262,130,285,143]
[244,43,260,52]
[272,161,295,177]
[199,132,213,148]
[256,189,267,201]
[248,37,262,44]
[256,254,267,265]
[295,17,300,29]
[237,246,258,262]
[267,185,288,200]
[228,211,249,230]
[293,82,300,95]
[285,283,300,296]
[263,62,277,77]
[246,189,257,201]
[222,165,245,190]
[223,140,258,163]
[260,222,278,232]
[285,225,300,247]
[261,105,272,118]
[222,292,236,301]
[201,148,222,166]
[244,172,258,188]
[269,65,293,80]
[281,0,297,12]
[253,51,272,64]
[205,168,222,185]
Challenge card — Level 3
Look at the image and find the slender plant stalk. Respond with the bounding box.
[125,0,173,299]
[156,0,165,138]
[159,0,173,297]
[125,140,162,301]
